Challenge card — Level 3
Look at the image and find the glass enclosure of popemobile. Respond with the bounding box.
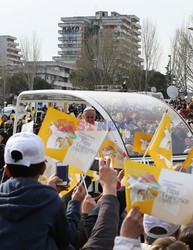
[13,90,193,184]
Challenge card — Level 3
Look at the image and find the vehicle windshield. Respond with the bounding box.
[16,90,193,159]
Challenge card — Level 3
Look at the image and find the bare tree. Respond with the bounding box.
[170,19,193,94]
[71,29,132,90]
[20,32,41,90]
[141,18,162,90]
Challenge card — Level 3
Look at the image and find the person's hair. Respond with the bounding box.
[177,106,182,110]
[7,150,44,178]
[150,236,187,250]
[179,227,193,250]
[145,227,168,245]
[182,104,187,109]
[189,102,193,109]
[188,112,193,119]
[7,163,44,178]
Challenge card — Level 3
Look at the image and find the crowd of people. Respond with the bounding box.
[0,130,192,249]
[0,97,193,249]
[167,97,193,128]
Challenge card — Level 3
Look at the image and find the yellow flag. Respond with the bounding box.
[133,132,153,155]
[183,148,193,168]
[124,160,160,215]
[38,107,79,162]
[99,139,126,169]
[87,170,99,182]
[148,113,173,169]
[0,115,2,126]
[124,159,193,225]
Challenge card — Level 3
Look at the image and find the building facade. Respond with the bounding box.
[53,11,142,67]
[35,61,73,89]
[0,36,22,66]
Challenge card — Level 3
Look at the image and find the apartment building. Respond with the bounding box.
[33,61,74,89]
[0,35,22,66]
[53,16,89,65]
[0,36,73,91]
[53,11,142,67]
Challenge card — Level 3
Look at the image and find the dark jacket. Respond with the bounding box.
[0,177,80,250]
[0,143,5,170]
[82,194,120,250]
[80,186,125,243]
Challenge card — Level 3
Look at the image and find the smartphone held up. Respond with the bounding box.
[56,163,69,187]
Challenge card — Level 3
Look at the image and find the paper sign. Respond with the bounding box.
[124,160,193,225]
[99,139,126,169]
[64,127,107,173]
[148,113,173,169]
[133,132,153,155]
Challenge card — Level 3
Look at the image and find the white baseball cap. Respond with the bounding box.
[143,214,180,239]
[5,132,45,167]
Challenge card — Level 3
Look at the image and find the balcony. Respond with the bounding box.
[60,46,80,51]
[132,23,141,29]
[131,36,141,42]
[60,17,89,23]
[58,36,82,43]
[131,28,141,36]
[7,50,22,58]
[57,50,80,56]
[58,42,81,48]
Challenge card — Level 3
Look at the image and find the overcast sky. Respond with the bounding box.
[1,0,193,73]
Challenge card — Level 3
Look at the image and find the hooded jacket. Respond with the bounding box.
[0,177,80,250]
